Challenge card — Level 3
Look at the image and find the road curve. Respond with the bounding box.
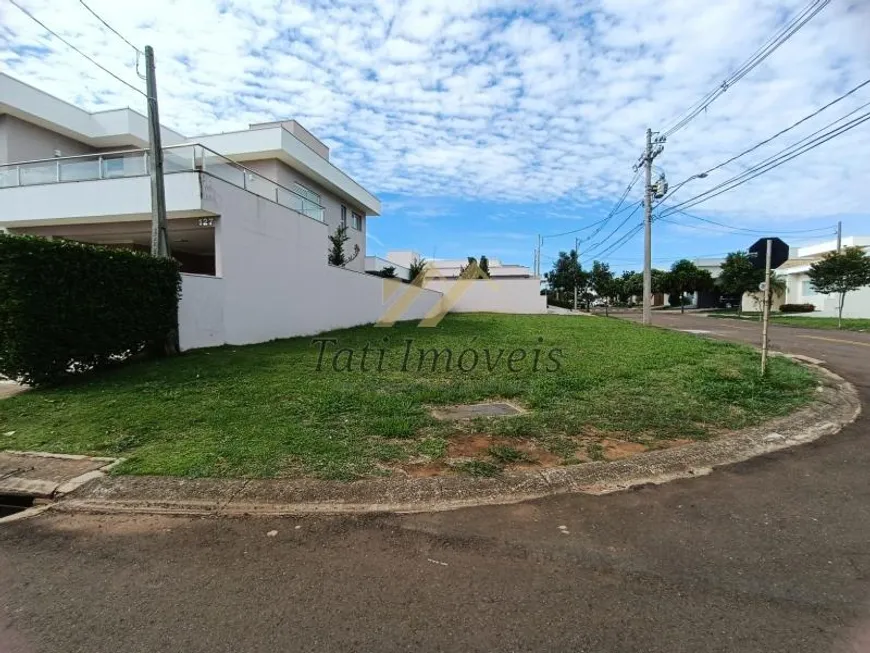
[1,312,868,653]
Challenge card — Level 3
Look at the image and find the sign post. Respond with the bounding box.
[760,239,773,376]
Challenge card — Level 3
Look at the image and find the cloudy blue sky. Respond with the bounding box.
[1,0,868,273]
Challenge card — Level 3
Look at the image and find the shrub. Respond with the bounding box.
[0,234,181,385]
[780,303,815,313]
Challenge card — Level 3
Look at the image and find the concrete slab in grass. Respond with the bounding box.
[431,402,523,420]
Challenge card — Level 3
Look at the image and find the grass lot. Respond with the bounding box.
[0,314,817,480]
[707,312,870,332]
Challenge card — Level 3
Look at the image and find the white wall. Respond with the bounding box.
[423,278,546,314]
[781,271,870,318]
[179,273,225,350]
[0,171,205,226]
[244,158,367,272]
[741,290,785,313]
[179,175,442,349]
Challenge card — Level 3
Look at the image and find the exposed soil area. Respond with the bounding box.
[397,432,670,478]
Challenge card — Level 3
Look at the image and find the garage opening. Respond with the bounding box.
[8,216,218,276]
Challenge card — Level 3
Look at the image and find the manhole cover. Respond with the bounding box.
[431,402,523,420]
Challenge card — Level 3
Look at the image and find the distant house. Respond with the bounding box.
[366,250,545,314]
[776,236,870,318]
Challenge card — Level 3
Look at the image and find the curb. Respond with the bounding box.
[46,359,863,518]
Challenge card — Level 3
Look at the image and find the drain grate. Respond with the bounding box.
[0,494,34,519]
[431,402,523,420]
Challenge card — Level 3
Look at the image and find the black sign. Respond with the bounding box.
[748,237,789,270]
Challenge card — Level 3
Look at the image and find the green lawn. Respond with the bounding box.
[0,314,817,480]
[707,312,870,332]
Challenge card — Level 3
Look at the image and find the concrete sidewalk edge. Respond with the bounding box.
[50,361,861,517]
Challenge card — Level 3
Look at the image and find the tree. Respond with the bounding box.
[719,251,764,316]
[807,246,870,328]
[379,265,397,279]
[479,255,490,278]
[328,224,360,267]
[545,250,587,308]
[459,256,489,279]
[589,260,614,315]
[664,259,714,314]
[408,256,427,286]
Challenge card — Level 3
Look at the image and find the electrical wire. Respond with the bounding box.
[542,172,640,240]
[583,202,643,259]
[661,108,870,215]
[77,0,141,53]
[659,208,837,235]
[8,0,146,97]
[661,0,830,138]
[659,79,870,204]
[596,223,644,259]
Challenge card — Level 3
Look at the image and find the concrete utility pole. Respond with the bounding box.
[642,128,654,326]
[837,221,842,252]
[145,45,170,258]
[760,238,773,376]
[573,236,579,311]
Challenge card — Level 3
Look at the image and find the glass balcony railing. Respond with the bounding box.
[0,144,326,222]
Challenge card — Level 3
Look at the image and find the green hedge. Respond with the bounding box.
[0,234,181,385]
[780,303,816,313]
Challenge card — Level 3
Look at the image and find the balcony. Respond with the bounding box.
[0,144,326,226]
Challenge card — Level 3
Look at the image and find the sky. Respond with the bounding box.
[1,0,869,273]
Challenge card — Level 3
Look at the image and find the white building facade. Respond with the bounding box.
[777,237,870,318]
[0,74,546,348]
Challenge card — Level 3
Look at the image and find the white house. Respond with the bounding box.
[776,236,870,318]
[0,74,545,348]
[368,251,546,314]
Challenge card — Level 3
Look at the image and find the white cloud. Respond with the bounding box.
[1,0,868,225]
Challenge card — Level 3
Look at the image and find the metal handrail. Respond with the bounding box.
[0,143,326,217]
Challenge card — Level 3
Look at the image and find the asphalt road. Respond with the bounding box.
[2,313,869,653]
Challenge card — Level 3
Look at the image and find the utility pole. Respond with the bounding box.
[573,236,579,311]
[145,45,170,258]
[641,128,665,326]
[837,220,842,252]
[760,238,773,376]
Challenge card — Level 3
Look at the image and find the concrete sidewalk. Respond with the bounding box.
[0,451,121,499]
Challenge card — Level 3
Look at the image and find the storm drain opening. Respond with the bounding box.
[0,494,35,519]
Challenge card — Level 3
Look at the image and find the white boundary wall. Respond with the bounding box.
[423,278,546,314]
[179,176,442,350]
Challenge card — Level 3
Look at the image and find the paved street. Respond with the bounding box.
[2,313,869,653]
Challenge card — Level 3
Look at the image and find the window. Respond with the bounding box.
[340,205,347,228]
[801,279,816,297]
[352,211,363,231]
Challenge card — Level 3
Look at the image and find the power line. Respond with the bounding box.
[583,202,643,259]
[542,172,640,240]
[596,222,644,259]
[77,0,142,53]
[658,208,837,235]
[661,78,870,201]
[8,0,146,97]
[661,0,830,138]
[661,108,870,215]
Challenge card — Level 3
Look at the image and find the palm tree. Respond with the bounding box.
[408,257,427,286]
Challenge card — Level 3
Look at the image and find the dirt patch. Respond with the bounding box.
[601,440,649,460]
[398,433,708,478]
[401,462,449,478]
[446,435,494,458]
